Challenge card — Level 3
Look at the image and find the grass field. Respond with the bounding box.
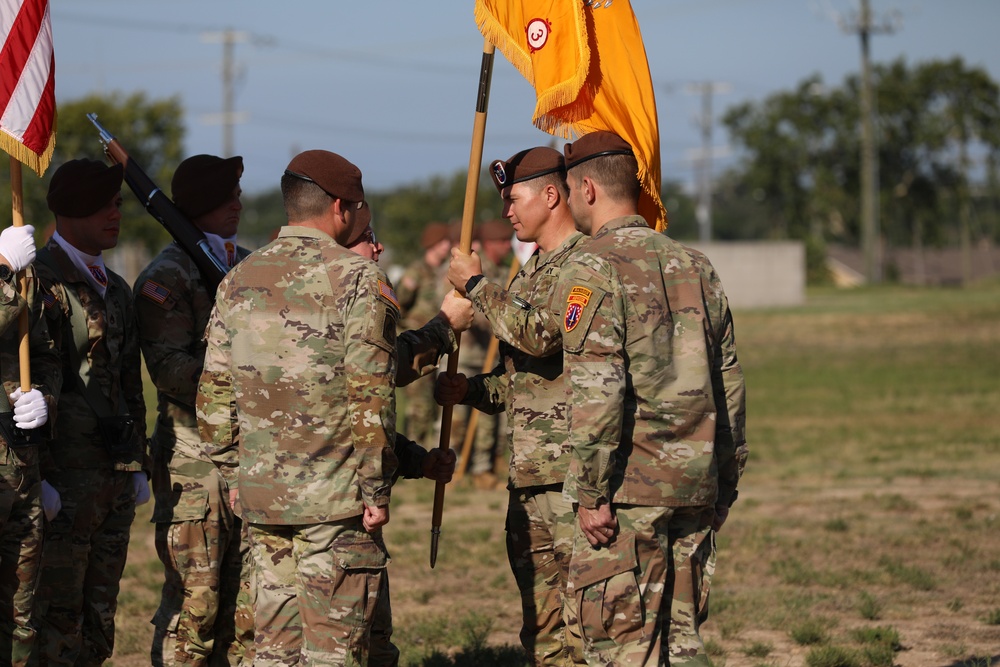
[110,281,1000,666]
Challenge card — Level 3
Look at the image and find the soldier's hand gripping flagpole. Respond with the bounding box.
[430,36,495,569]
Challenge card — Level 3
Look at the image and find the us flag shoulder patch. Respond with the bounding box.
[378,280,399,308]
[42,292,56,310]
[140,280,171,304]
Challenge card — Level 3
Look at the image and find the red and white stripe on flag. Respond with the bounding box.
[1,0,56,176]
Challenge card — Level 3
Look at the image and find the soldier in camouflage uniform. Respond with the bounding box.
[454,219,510,490]
[197,150,399,666]
[554,132,748,666]
[345,219,465,667]
[0,225,60,667]
[395,222,451,449]
[437,147,587,666]
[134,154,254,666]
[33,159,150,666]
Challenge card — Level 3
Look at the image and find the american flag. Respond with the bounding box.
[140,280,171,305]
[1,0,56,176]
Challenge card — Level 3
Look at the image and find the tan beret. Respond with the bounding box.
[285,150,364,203]
[171,154,243,219]
[46,159,124,218]
[563,131,634,170]
[489,146,564,192]
[420,222,451,249]
[477,218,510,242]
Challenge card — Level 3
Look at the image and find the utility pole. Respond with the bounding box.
[685,81,730,243]
[839,0,898,284]
[201,29,249,157]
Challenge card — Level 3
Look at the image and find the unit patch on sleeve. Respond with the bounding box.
[564,286,593,333]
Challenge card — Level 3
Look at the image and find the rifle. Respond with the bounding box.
[87,113,229,296]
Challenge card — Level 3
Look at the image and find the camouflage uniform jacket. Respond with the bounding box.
[134,242,251,523]
[0,266,61,470]
[462,232,586,488]
[0,279,27,334]
[556,216,748,510]
[35,239,148,476]
[396,258,443,331]
[197,225,399,525]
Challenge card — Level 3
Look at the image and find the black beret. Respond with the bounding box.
[489,146,564,192]
[46,159,124,217]
[563,131,634,170]
[285,150,364,203]
[171,154,243,219]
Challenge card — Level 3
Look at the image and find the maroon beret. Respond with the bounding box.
[46,159,124,218]
[171,154,243,219]
[477,218,511,242]
[420,222,451,249]
[489,146,564,192]
[563,131,634,170]
[285,150,364,203]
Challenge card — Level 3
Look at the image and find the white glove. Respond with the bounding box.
[10,388,47,429]
[132,472,151,506]
[0,225,36,273]
[40,480,62,521]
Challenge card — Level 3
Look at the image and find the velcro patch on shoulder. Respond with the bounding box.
[378,280,399,309]
[139,279,172,305]
[564,286,593,333]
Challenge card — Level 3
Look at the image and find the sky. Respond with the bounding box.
[48,0,1000,196]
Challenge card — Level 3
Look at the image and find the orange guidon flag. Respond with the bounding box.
[475,0,666,231]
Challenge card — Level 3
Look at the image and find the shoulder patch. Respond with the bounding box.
[139,279,172,305]
[42,291,56,310]
[564,286,593,332]
[378,280,399,309]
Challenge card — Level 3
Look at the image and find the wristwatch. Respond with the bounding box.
[0,264,14,284]
[464,274,485,294]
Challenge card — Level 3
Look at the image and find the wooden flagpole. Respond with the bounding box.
[430,37,495,568]
[9,156,32,393]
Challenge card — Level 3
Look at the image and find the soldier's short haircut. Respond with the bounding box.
[570,153,641,204]
[525,171,570,200]
[281,173,333,222]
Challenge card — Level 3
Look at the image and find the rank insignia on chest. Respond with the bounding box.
[564,286,592,332]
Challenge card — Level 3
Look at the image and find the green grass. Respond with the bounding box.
[108,281,1000,666]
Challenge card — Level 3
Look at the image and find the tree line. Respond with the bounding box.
[4,57,998,280]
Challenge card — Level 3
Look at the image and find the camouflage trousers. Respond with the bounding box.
[31,468,137,667]
[248,518,388,666]
[367,573,398,667]
[0,458,42,667]
[151,500,253,666]
[564,505,716,667]
[506,486,585,666]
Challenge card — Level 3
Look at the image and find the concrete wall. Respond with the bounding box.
[686,241,805,310]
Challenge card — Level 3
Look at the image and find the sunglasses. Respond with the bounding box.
[348,227,378,248]
[284,169,364,209]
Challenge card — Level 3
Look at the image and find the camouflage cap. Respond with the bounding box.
[489,146,564,192]
[563,131,634,170]
[171,154,244,219]
[46,159,124,218]
[285,149,364,203]
[420,222,450,249]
